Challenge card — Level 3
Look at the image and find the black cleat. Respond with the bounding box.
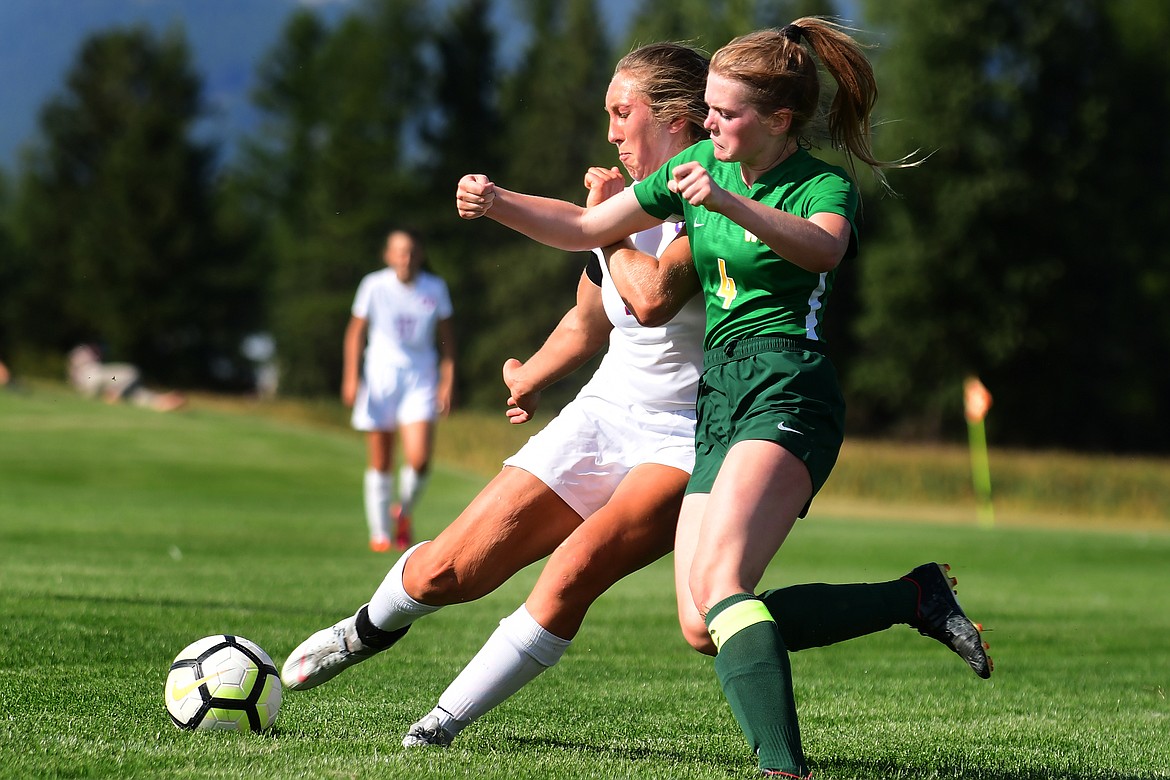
[903,563,993,679]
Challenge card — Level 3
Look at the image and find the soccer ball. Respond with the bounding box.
[164,635,282,732]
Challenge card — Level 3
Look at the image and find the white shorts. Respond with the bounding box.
[504,394,696,520]
[351,362,438,431]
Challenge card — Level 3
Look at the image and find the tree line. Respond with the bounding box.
[1,0,1167,453]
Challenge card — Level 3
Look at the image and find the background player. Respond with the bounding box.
[343,229,455,551]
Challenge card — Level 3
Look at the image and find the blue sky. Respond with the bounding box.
[0,0,863,171]
[0,0,639,170]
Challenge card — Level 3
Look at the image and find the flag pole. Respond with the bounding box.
[963,376,994,528]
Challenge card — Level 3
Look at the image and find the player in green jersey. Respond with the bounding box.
[457,19,992,778]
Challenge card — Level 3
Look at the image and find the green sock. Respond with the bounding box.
[707,593,808,776]
[760,578,917,651]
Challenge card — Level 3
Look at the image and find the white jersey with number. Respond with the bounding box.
[504,219,706,519]
[352,268,453,369]
[350,268,453,430]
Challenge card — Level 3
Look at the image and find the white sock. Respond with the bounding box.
[364,469,392,541]
[397,466,428,515]
[367,541,441,631]
[431,605,571,737]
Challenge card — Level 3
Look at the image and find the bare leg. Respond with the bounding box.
[364,430,396,548]
[673,493,714,654]
[689,441,809,610]
[408,464,689,744]
[282,465,587,690]
[367,429,395,472]
[691,440,812,777]
[397,420,434,475]
[403,466,584,605]
[525,463,687,638]
[393,420,434,546]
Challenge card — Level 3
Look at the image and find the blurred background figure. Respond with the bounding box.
[343,229,456,552]
[241,332,279,400]
[67,344,186,412]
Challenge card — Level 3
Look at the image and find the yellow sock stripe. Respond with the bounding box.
[707,599,775,652]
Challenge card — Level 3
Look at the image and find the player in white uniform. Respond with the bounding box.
[343,229,456,551]
[281,43,712,744]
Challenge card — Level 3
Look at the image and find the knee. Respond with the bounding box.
[402,543,476,604]
[677,587,716,656]
[687,568,720,622]
[679,613,716,656]
[541,538,602,605]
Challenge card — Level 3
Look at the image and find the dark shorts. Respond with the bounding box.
[686,336,846,516]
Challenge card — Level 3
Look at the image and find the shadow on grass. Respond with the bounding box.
[509,736,1152,780]
[815,756,1153,780]
[505,734,744,776]
[32,589,319,617]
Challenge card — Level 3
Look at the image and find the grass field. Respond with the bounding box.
[1,384,1167,779]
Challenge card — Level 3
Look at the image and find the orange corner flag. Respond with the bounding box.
[963,376,993,423]
[963,375,994,528]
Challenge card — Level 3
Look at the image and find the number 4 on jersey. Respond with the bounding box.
[717,258,737,309]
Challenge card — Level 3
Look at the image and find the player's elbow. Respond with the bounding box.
[807,252,843,274]
[803,232,850,273]
[623,294,677,328]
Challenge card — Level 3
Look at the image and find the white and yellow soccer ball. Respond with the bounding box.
[164,635,282,732]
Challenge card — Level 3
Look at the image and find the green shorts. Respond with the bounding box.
[686,336,846,517]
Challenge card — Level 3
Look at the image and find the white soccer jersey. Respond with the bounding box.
[352,268,453,370]
[578,221,705,413]
[503,220,706,519]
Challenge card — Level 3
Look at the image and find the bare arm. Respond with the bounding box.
[604,232,702,328]
[669,162,852,273]
[436,317,456,417]
[341,316,367,407]
[456,175,662,252]
[503,270,612,424]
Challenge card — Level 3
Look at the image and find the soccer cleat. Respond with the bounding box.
[393,505,413,551]
[759,771,811,779]
[281,612,382,690]
[369,536,391,553]
[902,563,993,679]
[402,714,455,748]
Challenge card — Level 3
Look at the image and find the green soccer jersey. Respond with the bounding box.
[633,140,858,351]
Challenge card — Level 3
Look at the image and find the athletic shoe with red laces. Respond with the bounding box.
[902,562,993,679]
[281,612,381,690]
[393,505,412,550]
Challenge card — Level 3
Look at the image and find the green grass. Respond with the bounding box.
[1,384,1168,779]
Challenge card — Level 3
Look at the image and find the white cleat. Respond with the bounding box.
[402,714,455,748]
[281,612,380,690]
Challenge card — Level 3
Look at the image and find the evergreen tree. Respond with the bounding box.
[0,171,17,364]
[851,0,1170,450]
[241,1,431,396]
[7,26,255,386]
[623,0,829,54]
[414,0,506,408]
[501,0,612,196]
[452,0,614,408]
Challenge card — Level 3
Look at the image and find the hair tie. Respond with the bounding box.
[781,24,804,43]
